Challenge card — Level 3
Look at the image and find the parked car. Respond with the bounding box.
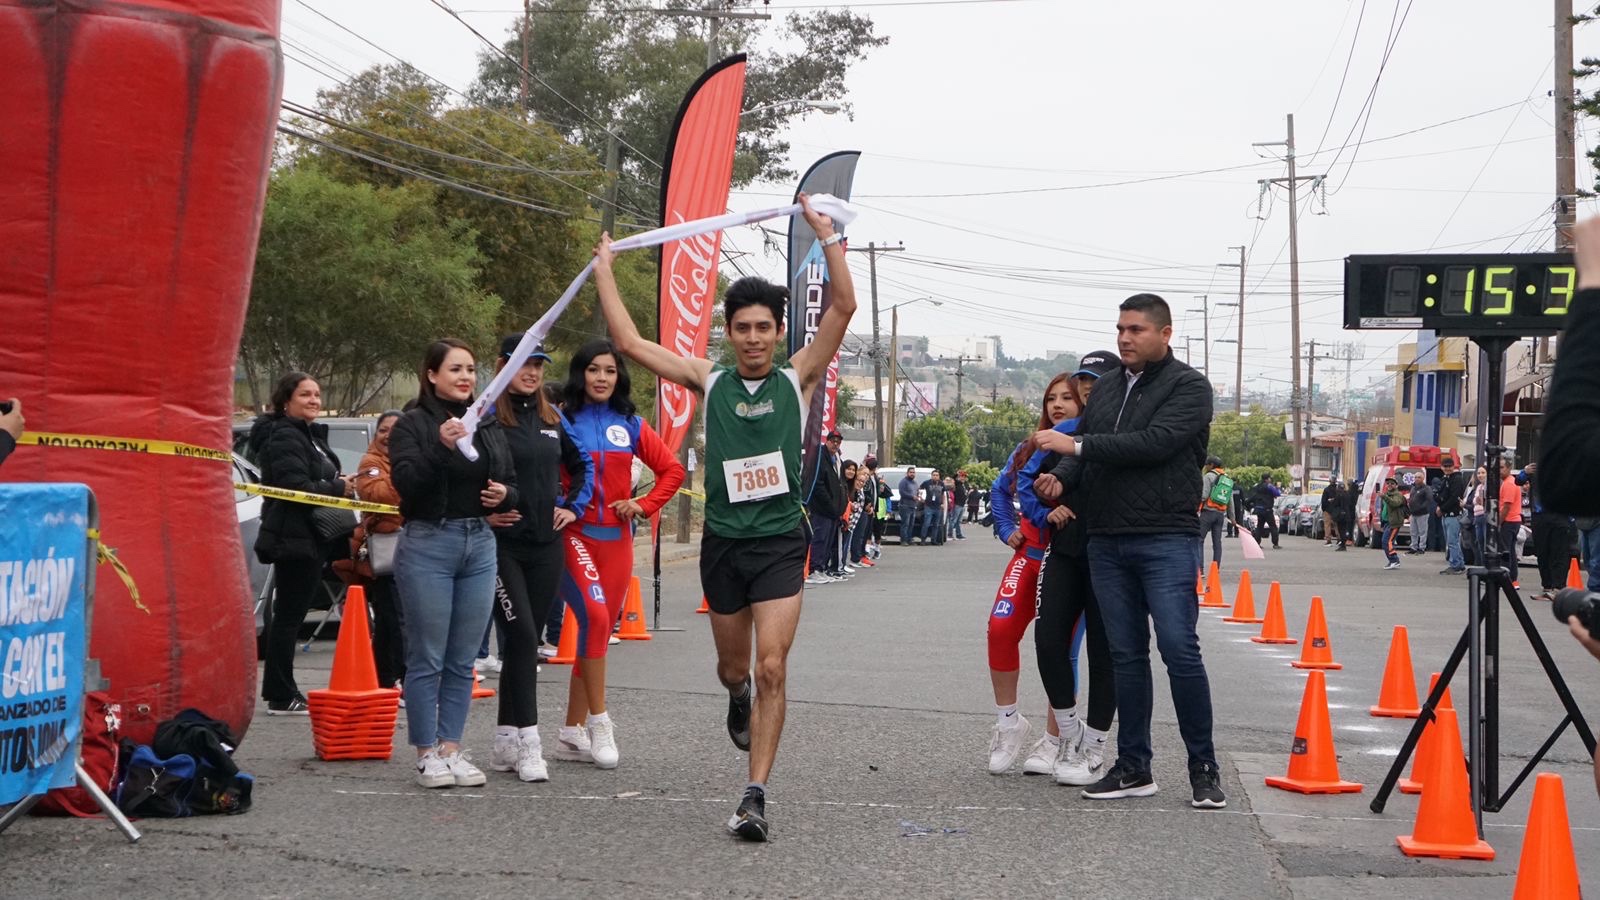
[876,465,935,537]
[232,416,377,472]
[1274,493,1303,535]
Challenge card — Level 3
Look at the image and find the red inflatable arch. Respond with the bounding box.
[0,1,282,743]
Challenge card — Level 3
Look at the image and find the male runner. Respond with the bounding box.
[591,194,854,842]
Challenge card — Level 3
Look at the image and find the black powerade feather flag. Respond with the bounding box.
[788,151,860,492]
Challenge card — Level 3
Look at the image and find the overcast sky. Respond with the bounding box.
[280,0,1600,399]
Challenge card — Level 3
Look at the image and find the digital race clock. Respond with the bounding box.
[1343,253,1574,336]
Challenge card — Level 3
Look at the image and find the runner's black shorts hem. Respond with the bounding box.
[700,525,808,614]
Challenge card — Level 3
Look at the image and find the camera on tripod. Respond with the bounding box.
[1553,588,1600,634]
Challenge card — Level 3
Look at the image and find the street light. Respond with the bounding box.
[881,296,941,463]
[739,99,844,119]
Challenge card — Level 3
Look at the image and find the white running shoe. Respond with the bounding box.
[987,715,1031,775]
[415,750,453,789]
[608,634,621,645]
[588,718,619,770]
[1022,734,1063,775]
[474,654,503,676]
[537,642,558,660]
[490,730,518,773]
[804,572,831,586]
[517,732,549,783]
[441,749,486,787]
[1055,737,1106,786]
[553,726,593,762]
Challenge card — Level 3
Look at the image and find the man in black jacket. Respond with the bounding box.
[804,431,844,584]
[1435,456,1467,574]
[1035,293,1224,809]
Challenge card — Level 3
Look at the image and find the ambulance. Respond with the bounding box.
[1353,445,1462,548]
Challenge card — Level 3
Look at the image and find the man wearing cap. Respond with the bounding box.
[804,431,846,583]
[1033,294,1226,810]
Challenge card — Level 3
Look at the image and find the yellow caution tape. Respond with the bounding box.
[236,482,399,514]
[86,528,150,616]
[677,487,706,501]
[19,431,232,463]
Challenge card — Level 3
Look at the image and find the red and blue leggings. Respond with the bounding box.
[560,524,632,659]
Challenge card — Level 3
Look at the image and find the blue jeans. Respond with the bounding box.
[950,511,964,540]
[899,504,917,544]
[395,518,498,748]
[1473,515,1488,566]
[809,511,839,572]
[1441,514,1463,570]
[1088,533,1216,772]
[1381,524,1401,564]
[1583,527,1600,592]
[922,506,943,544]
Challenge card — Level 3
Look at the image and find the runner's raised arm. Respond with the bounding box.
[592,235,714,393]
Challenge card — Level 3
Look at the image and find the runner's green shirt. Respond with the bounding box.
[702,363,805,539]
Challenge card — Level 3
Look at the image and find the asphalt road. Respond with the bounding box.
[9,530,1600,898]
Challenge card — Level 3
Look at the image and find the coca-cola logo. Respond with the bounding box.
[660,217,721,434]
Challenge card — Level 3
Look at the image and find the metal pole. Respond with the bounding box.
[888,307,898,463]
[1235,246,1246,414]
[1286,113,1307,490]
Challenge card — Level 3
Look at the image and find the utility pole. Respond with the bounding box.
[888,308,900,463]
[1188,294,1210,377]
[1218,245,1246,414]
[1550,0,1577,364]
[846,242,905,457]
[1303,339,1341,484]
[940,354,982,419]
[1255,115,1325,490]
[655,6,773,68]
[519,0,532,111]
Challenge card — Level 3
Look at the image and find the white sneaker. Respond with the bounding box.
[804,573,831,586]
[588,718,619,770]
[517,731,549,783]
[1022,733,1062,775]
[843,564,857,573]
[1054,736,1105,786]
[474,654,502,676]
[537,643,558,660]
[553,726,593,762]
[441,749,486,787]
[415,750,453,789]
[987,715,1031,775]
[490,730,518,773]
[608,635,621,645]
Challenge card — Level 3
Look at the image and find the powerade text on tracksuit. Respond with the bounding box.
[561,404,684,658]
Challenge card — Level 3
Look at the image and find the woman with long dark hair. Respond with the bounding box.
[388,338,519,788]
[485,337,593,783]
[983,373,1081,774]
[556,339,684,770]
[251,372,354,715]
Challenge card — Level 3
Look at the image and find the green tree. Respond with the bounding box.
[967,397,1038,468]
[471,2,888,216]
[895,413,971,475]
[1207,408,1292,468]
[963,460,1000,492]
[835,381,858,427]
[242,169,501,411]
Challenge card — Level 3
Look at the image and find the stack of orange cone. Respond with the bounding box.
[617,576,652,640]
[696,595,711,615]
[1399,673,1455,794]
[1251,582,1298,645]
[1290,596,1342,670]
[1512,773,1581,898]
[1567,558,1584,590]
[548,605,579,665]
[306,586,401,761]
[1396,706,1494,860]
[1200,561,1229,608]
[472,670,495,699]
[1265,670,1363,794]
[1370,626,1420,718]
[1223,570,1263,623]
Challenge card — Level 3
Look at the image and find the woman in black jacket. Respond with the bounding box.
[251,372,354,715]
[388,338,519,789]
[485,337,593,783]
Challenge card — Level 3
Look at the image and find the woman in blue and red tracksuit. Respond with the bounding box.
[983,373,1085,776]
[556,339,685,770]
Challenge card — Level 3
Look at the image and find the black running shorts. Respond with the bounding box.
[700,525,808,614]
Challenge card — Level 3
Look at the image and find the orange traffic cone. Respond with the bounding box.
[1396,706,1495,860]
[1251,582,1298,644]
[1512,773,1581,899]
[1195,569,1205,600]
[1291,596,1342,670]
[617,576,652,641]
[1265,670,1363,794]
[327,585,380,693]
[548,604,579,665]
[1224,570,1263,623]
[472,669,495,699]
[1200,561,1229,608]
[1399,673,1455,794]
[1370,626,1420,718]
[696,595,710,615]
[1567,558,1584,590]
